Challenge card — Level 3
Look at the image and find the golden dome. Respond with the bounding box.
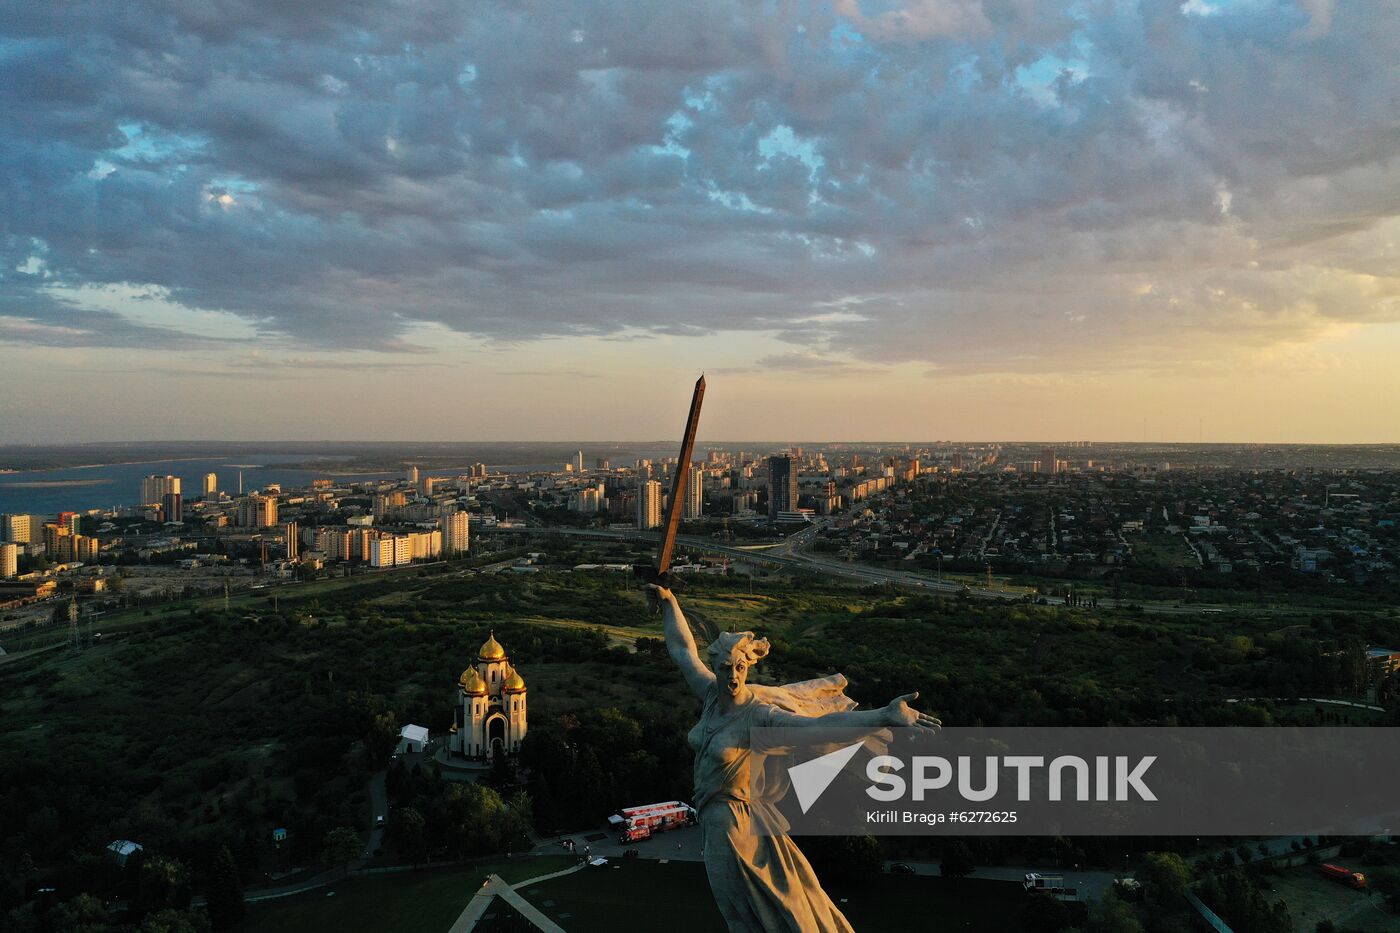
[459,666,487,695]
[503,665,526,693]
[479,631,507,661]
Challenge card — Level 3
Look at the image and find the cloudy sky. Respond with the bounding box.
[3,0,1399,443]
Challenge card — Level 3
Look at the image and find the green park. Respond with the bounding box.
[3,548,1399,932]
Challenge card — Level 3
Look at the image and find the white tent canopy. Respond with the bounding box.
[106,839,143,866]
[398,723,429,753]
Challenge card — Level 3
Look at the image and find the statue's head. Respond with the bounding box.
[707,631,770,697]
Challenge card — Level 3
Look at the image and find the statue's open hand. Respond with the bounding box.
[885,692,942,731]
[645,583,675,612]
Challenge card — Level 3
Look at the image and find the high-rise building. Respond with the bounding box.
[595,457,610,470]
[570,487,602,514]
[237,493,279,528]
[203,472,218,499]
[162,492,183,523]
[636,479,663,529]
[284,521,299,560]
[409,530,441,561]
[608,489,635,520]
[1040,448,1058,476]
[140,475,181,506]
[366,535,394,568]
[2,514,32,544]
[574,451,585,474]
[366,530,441,567]
[441,510,470,555]
[0,542,18,579]
[684,467,704,519]
[373,489,407,521]
[768,456,798,519]
[43,522,68,558]
[406,465,420,485]
[69,534,99,562]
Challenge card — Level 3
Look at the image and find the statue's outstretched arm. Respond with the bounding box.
[651,585,715,699]
[768,692,941,731]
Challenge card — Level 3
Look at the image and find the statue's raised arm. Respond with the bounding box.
[651,585,715,698]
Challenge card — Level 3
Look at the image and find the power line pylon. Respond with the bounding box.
[66,598,82,653]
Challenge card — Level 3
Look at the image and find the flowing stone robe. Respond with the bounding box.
[689,674,862,933]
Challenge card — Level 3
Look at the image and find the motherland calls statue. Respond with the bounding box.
[633,375,939,929]
[651,584,941,933]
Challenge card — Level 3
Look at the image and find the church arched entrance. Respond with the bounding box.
[487,714,506,758]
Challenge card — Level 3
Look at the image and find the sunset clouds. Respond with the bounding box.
[3,0,1399,439]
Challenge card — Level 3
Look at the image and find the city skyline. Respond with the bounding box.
[8,2,1400,921]
[6,1,1400,443]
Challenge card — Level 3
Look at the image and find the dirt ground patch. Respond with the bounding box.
[1266,863,1395,932]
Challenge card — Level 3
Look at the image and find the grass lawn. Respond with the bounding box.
[236,855,575,933]
[1129,533,1200,571]
[521,860,1026,932]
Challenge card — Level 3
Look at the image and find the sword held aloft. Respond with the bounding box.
[634,374,706,594]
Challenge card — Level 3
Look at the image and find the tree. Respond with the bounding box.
[1084,898,1144,933]
[394,807,427,866]
[321,827,361,876]
[203,846,244,929]
[1370,866,1400,911]
[134,856,191,919]
[503,791,534,852]
[442,783,507,858]
[361,710,399,769]
[939,841,975,878]
[139,910,208,933]
[1021,894,1074,933]
[1138,852,1189,907]
[48,893,112,933]
[1197,870,1292,933]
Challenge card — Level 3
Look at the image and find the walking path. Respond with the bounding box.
[447,865,584,933]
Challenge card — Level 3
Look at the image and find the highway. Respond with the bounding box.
[486,524,1234,615]
[489,524,1029,599]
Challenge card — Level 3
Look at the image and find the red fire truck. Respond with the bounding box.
[609,801,697,843]
[1319,863,1367,890]
[1023,873,1079,902]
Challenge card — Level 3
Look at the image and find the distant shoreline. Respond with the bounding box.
[0,479,114,489]
[0,456,231,475]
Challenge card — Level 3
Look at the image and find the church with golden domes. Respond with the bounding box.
[448,630,528,761]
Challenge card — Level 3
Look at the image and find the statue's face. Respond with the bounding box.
[718,651,750,696]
